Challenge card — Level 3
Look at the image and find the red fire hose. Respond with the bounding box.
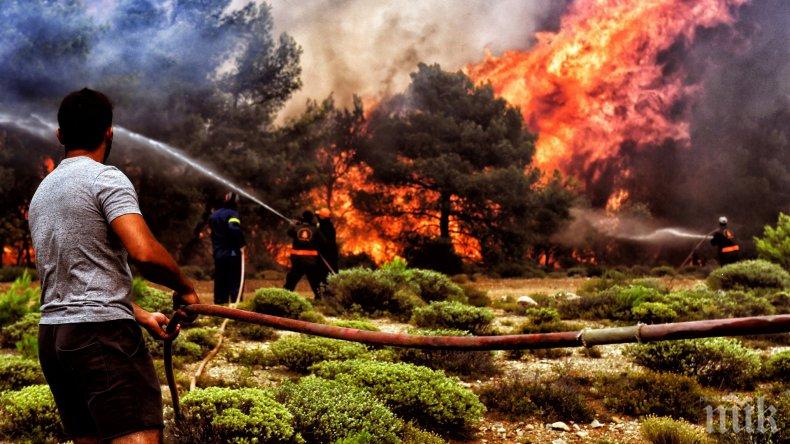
[164,306,790,422]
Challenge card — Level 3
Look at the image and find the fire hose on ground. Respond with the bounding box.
[163,307,790,422]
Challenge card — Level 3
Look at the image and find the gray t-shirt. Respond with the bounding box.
[29,156,142,324]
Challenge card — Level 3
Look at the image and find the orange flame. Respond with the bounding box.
[467,0,745,188]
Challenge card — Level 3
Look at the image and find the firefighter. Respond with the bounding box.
[316,208,339,282]
[209,192,246,305]
[710,216,740,265]
[284,210,326,299]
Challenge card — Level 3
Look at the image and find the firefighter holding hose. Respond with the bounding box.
[711,216,740,265]
[209,192,246,305]
[284,210,327,299]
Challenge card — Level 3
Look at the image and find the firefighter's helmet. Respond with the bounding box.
[719,216,728,227]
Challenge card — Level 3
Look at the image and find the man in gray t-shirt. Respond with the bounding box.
[29,88,200,444]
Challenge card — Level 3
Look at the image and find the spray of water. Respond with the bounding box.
[614,228,710,242]
[1,110,294,223]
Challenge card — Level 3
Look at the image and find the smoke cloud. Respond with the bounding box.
[269,0,570,119]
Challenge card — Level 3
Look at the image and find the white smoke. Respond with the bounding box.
[266,0,567,119]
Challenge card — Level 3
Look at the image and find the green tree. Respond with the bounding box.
[755,212,790,269]
[356,63,572,264]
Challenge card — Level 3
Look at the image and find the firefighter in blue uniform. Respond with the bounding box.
[209,192,246,305]
[284,210,326,299]
[710,216,740,265]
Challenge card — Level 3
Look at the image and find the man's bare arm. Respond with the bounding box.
[110,213,199,307]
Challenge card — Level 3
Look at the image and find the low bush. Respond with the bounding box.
[245,288,314,319]
[268,335,368,372]
[765,350,790,382]
[410,301,493,335]
[403,268,465,303]
[640,416,711,444]
[132,278,173,315]
[178,387,300,443]
[597,370,708,421]
[754,212,790,269]
[182,327,219,351]
[627,338,761,389]
[0,312,40,347]
[477,374,594,422]
[575,275,627,296]
[276,375,402,443]
[769,291,790,312]
[517,308,583,334]
[226,346,275,367]
[15,333,38,360]
[0,385,63,442]
[401,422,446,444]
[707,259,790,290]
[458,284,488,307]
[0,272,39,327]
[712,389,789,444]
[332,319,380,331]
[717,290,776,318]
[0,267,37,283]
[650,266,677,277]
[327,268,416,318]
[395,329,499,378]
[558,284,661,321]
[145,330,205,360]
[631,302,677,324]
[227,322,278,341]
[311,359,485,435]
[0,354,44,391]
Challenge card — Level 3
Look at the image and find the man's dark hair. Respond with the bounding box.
[57,88,113,151]
[300,210,315,223]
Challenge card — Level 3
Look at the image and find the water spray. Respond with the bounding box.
[0,110,294,224]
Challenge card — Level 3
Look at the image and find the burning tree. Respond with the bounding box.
[356,63,573,266]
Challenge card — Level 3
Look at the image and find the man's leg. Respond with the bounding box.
[284,257,304,291]
[305,262,325,299]
[214,258,230,305]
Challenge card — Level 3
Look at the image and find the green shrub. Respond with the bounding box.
[0,354,44,391]
[477,374,593,422]
[712,389,789,444]
[717,290,776,318]
[597,370,708,421]
[640,416,711,444]
[627,338,761,388]
[517,308,583,334]
[227,346,275,367]
[0,267,37,283]
[332,319,380,331]
[401,422,446,444]
[650,266,677,277]
[0,385,63,442]
[246,288,313,319]
[404,269,465,303]
[765,350,790,382]
[707,259,790,290]
[0,272,39,327]
[559,284,662,321]
[769,291,790,312]
[632,302,677,324]
[395,329,499,378]
[276,376,402,443]
[410,301,493,335]
[327,268,416,317]
[132,278,173,315]
[182,327,219,351]
[311,359,485,435]
[459,284,488,307]
[145,330,204,360]
[0,312,40,347]
[178,387,300,443]
[228,321,278,341]
[15,334,38,360]
[754,212,790,269]
[268,335,368,372]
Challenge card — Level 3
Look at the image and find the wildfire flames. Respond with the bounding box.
[316,0,748,264]
[467,0,745,193]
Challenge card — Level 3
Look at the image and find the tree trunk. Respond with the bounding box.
[439,193,451,239]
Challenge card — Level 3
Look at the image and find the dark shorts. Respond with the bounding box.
[38,319,164,441]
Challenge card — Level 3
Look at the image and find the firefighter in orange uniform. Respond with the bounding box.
[710,216,740,265]
[284,210,326,299]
